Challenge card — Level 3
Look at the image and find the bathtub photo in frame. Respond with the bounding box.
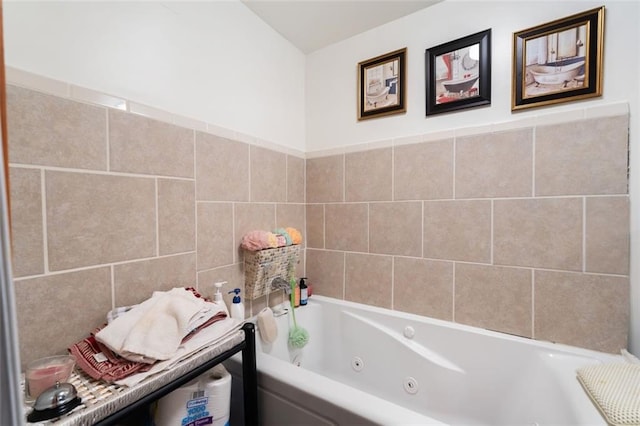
[357,48,406,120]
[512,6,604,111]
[425,29,491,116]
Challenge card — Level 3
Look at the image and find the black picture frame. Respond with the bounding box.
[358,48,407,121]
[512,7,604,111]
[425,29,491,116]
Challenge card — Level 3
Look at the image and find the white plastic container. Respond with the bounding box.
[154,364,232,426]
[228,288,245,320]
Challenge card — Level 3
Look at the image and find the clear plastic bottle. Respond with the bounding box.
[228,288,245,320]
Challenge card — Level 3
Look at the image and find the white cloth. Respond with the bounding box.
[115,317,241,387]
[96,288,226,363]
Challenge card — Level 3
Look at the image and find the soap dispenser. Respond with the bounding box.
[228,288,245,320]
[213,281,227,303]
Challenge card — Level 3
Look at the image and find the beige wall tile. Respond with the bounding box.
[423,200,491,263]
[393,257,453,321]
[109,109,194,177]
[394,140,453,201]
[494,198,582,271]
[455,264,532,337]
[585,196,630,275]
[325,203,368,252]
[345,148,392,201]
[46,171,156,270]
[10,168,44,277]
[158,179,195,255]
[198,263,244,309]
[195,132,249,201]
[306,249,344,299]
[535,270,628,353]
[197,202,234,271]
[535,115,629,196]
[234,203,276,263]
[345,253,392,308]
[7,85,107,170]
[306,204,325,249]
[369,202,422,256]
[287,155,305,203]
[250,146,287,202]
[14,267,112,368]
[114,253,196,307]
[276,203,306,240]
[306,155,344,203]
[456,129,533,198]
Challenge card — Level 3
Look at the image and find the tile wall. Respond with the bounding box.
[8,83,305,367]
[305,113,630,353]
[7,70,631,365]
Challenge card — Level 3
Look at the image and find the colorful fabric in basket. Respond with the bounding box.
[241,228,302,251]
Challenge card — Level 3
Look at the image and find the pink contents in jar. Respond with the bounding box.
[25,356,75,400]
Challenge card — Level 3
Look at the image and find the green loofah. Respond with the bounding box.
[288,327,309,348]
[288,278,309,348]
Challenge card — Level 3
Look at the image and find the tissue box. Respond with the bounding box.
[244,245,301,299]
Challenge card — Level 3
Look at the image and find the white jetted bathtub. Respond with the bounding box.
[227,295,619,425]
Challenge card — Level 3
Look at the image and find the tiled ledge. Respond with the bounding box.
[5,66,306,160]
[307,102,630,159]
[7,66,628,161]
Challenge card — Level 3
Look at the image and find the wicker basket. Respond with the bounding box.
[244,245,301,299]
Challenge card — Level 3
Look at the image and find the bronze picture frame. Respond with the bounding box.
[512,6,604,111]
[425,29,491,116]
[357,48,407,121]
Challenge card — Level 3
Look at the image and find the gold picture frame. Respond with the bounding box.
[358,48,407,120]
[512,6,604,111]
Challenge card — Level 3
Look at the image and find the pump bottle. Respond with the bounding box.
[228,288,245,320]
[213,281,227,303]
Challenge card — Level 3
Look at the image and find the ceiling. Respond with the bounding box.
[241,0,442,54]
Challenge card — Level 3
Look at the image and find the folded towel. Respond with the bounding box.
[69,332,152,382]
[115,317,240,387]
[96,288,224,363]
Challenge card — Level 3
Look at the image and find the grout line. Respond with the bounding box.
[367,203,370,253]
[342,252,346,300]
[40,169,50,274]
[7,163,194,181]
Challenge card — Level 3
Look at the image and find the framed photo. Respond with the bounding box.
[512,6,604,111]
[425,29,491,116]
[358,48,406,120]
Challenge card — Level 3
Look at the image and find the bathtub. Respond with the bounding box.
[226,295,620,425]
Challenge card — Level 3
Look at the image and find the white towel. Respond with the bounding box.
[96,288,220,363]
[115,317,241,387]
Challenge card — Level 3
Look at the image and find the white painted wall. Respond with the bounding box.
[3,1,306,151]
[306,0,640,355]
